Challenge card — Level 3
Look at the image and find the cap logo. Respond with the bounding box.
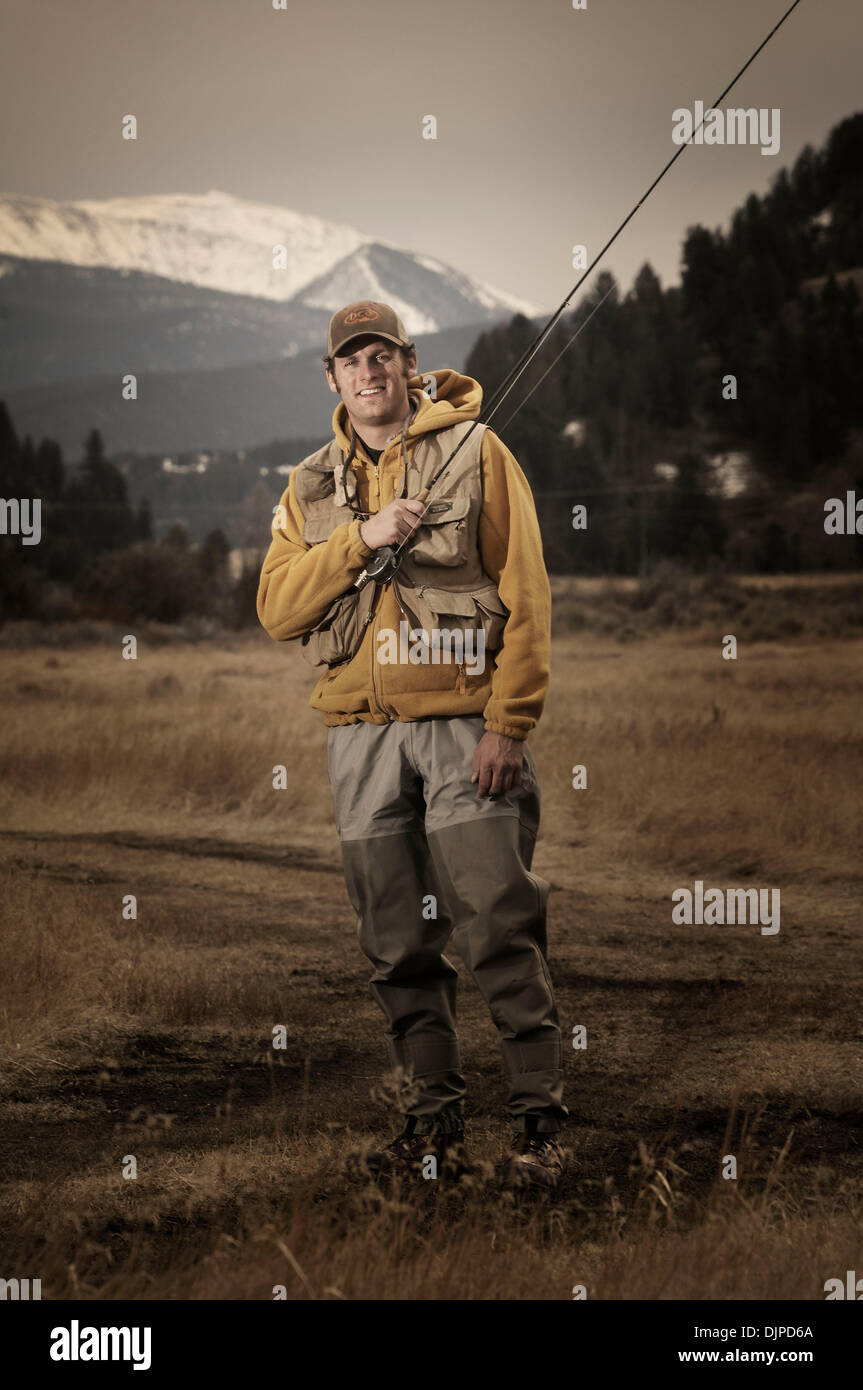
[344,306,379,325]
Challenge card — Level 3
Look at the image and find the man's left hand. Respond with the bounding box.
[471,731,525,799]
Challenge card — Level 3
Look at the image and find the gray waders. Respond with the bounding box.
[327,716,568,1136]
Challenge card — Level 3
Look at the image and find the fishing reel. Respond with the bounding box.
[354,545,402,590]
[354,487,429,590]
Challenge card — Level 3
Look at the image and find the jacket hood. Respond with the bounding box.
[331,368,483,453]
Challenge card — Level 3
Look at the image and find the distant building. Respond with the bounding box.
[562,419,587,446]
[161,456,209,475]
[708,451,752,499]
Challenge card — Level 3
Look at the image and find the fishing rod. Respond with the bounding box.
[354,0,803,591]
[494,280,616,435]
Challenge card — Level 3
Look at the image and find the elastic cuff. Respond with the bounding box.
[483,720,530,741]
[348,518,375,562]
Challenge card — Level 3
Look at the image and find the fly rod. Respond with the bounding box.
[354,0,803,590]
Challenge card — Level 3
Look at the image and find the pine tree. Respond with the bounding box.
[0,401,23,495]
[64,428,137,554]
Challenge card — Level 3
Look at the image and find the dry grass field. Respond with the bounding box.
[1,573,861,1301]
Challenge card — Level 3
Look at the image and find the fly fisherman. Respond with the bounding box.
[257,300,568,1186]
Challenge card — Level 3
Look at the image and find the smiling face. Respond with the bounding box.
[325,336,417,440]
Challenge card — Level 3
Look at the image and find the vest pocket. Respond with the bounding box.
[302,511,362,544]
[407,495,471,568]
[403,582,509,656]
[300,583,376,668]
[472,586,509,652]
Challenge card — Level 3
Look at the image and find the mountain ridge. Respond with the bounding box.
[0,188,535,319]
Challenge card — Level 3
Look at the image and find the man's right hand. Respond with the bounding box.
[360,498,425,550]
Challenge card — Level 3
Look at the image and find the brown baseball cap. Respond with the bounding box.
[326,300,412,357]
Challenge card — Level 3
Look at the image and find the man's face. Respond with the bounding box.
[326,336,417,427]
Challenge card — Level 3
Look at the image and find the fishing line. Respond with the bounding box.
[494,280,616,436]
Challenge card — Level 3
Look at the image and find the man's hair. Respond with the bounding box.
[322,342,416,375]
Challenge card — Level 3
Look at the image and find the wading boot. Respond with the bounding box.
[507,1116,566,1189]
[367,1116,470,1179]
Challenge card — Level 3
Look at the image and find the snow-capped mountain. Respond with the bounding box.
[294,242,533,333]
[0,189,535,322]
[0,189,540,454]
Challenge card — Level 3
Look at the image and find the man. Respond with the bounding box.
[257,299,568,1186]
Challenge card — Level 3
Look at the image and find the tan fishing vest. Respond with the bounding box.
[292,412,508,668]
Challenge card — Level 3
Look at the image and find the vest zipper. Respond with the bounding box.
[393,575,410,628]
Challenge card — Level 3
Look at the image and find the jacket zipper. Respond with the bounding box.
[369,447,411,718]
[368,458,387,718]
[370,587,384,715]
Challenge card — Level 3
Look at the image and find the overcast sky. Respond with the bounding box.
[2,0,860,314]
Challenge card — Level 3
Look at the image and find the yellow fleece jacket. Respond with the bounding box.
[256,368,550,741]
